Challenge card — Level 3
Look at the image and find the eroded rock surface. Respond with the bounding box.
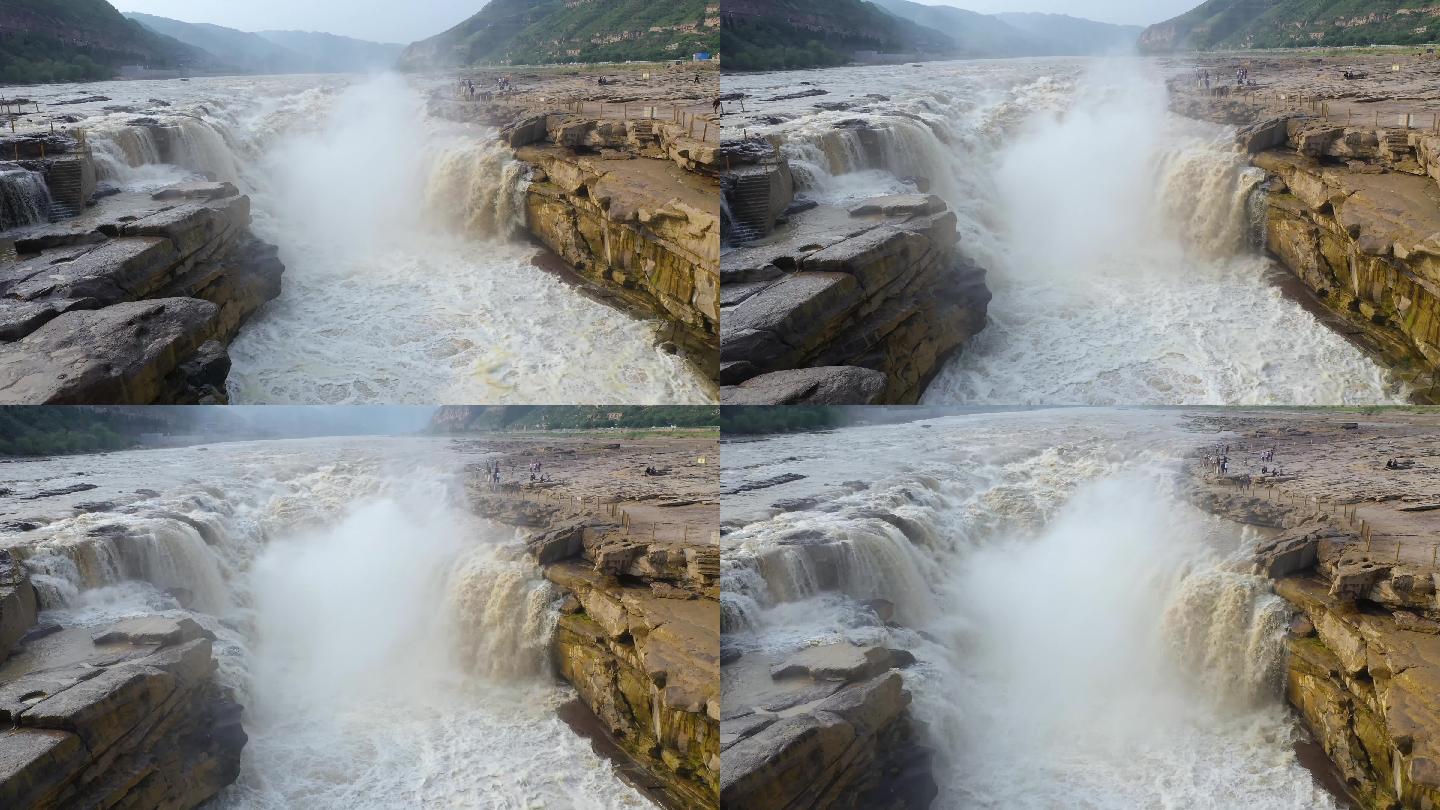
[1188,411,1440,809]
[462,434,721,810]
[0,613,245,810]
[0,181,283,403]
[720,166,989,403]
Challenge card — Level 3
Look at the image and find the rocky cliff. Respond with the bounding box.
[508,113,720,368]
[1239,116,1440,399]
[463,437,720,809]
[0,556,245,810]
[720,142,989,404]
[720,642,934,810]
[0,147,284,404]
[1188,412,1440,809]
[428,73,721,387]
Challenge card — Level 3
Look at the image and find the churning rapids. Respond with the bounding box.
[0,438,652,809]
[723,58,1408,405]
[721,410,1338,809]
[5,74,709,404]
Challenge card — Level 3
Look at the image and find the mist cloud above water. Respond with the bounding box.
[113,0,481,43]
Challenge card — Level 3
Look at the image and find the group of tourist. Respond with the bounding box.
[457,75,515,101]
[528,460,552,483]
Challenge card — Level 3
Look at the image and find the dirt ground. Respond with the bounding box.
[430,62,721,140]
[1162,50,1440,127]
[454,432,719,549]
[1184,409,1440,566]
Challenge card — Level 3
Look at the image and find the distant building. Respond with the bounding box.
[608,412,624,421]
[693,52,712,61]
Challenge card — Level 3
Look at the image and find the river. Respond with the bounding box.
[722,57,1408,405]
[0,436,652,809]
[3,73,710,404]
[721,409,1339,809]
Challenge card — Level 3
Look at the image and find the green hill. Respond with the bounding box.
[0,0,210,84]
[722,0,957,71]
[994,12,1142,54]
[1140,0,1440,52]
[398,0,720,69]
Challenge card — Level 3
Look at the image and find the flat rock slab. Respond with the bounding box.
[91,616,210,647]
[152,181,239,201]
[848,194,945,219]
[0,297,219,404]
[723,366,886,405]
[770,642,915,683]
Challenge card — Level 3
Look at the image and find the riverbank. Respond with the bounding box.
[0,71,715,404]
[428,65,721,389]
[1184,409,1440,809]
[1164,53,1440,403]
[460,434,721,810]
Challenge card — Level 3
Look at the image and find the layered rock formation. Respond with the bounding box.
[720,642,934,810]
[1188,413,1440,808]
[0,584,245,810]
[510,113,720,364]
[720,147,990,404]
[0,175,284,404]
[430,75,721,386]
[1168,75,1440,401]
[463,437,720,809]
[1248,119,1440,399]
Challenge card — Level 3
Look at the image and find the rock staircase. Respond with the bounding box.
[726,172,772,244]
[43,157,85,221]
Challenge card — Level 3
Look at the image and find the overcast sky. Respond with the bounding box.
[922,0,1198,26]
[113,0,485,44]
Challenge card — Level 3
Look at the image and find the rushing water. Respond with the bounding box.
[721,410,1337,809]
[0,437,651,809]
[0,167,53,230]
[3,74,709,404]
[723,57,1407,405]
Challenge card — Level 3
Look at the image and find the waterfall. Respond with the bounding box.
[733,58,1406,404]
[722,414,1337,809]
[424,138,530,239]
[3,440,649,808]
[0,168,53,229]
[446,543,562,680]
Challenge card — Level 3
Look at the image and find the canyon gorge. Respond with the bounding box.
[719,407,1440,809]
[0,425,720,809]
[0,67,719,405]
[720,56,1429,405]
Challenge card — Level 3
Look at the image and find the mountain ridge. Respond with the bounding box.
[1140,0,1440,53]
[0,0,212,83]
[398,0,721,69]
[124,12,403,74]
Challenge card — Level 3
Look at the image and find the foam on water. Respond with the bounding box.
[75,74,709,404]
[721,411,1338,808]
[726,58,1408,404]
[2,439,651,809]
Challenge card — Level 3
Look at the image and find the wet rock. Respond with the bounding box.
[0,551,38,664]
[0,619,244,809]
[765,88,828,102]
[723,366,887,405]
[722,200,990,403]
[770,642,915,682]
[0,298,221,404]
[721,672,927,809]
[92,615,213,646]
